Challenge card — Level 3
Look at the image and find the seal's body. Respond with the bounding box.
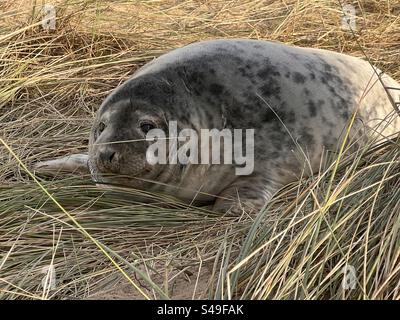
[34,39,400,213]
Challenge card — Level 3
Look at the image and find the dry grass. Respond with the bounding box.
[0,0,399,299]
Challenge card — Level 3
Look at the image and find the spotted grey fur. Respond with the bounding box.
[34,39,400,214]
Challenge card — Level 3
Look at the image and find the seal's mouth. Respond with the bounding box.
[88,156,156,189]
[88,159,102,183]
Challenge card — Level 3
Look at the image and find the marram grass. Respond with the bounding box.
[0,0,399,299]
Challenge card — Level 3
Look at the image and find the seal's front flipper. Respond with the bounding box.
[33,154,89,174]
[213,176,281,215]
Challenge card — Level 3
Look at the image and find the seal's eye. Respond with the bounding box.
[140,121,156,135]
[98,121,106,134]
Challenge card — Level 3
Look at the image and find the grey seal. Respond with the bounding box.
[34,39,400,213]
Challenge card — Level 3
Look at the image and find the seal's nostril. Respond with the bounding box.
[98,149,118,170]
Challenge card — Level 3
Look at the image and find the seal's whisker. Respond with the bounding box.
[92,136,180,146]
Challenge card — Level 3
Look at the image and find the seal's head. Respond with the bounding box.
[88,75,174,188]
